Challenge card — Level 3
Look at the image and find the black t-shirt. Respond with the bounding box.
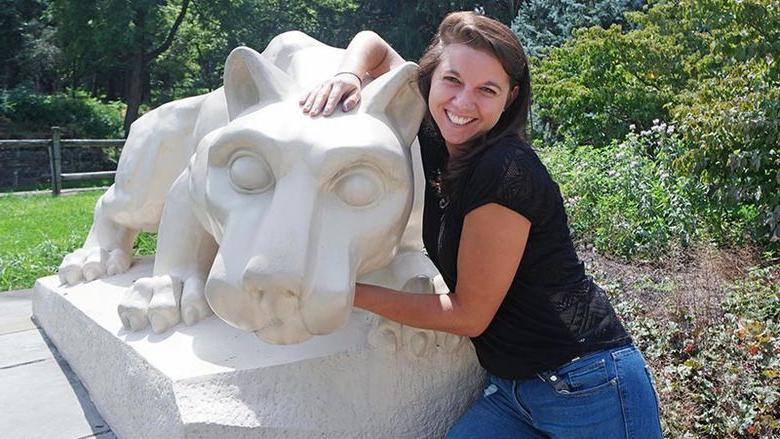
[420,129,631,379]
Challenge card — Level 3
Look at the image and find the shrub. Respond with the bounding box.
[540,123,707,260]
[531,23,684,147]
[531,0,780,246]
[0,85,124,138]
[673,74,779,245]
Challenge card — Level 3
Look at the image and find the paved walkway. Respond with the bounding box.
[0,289,115,439]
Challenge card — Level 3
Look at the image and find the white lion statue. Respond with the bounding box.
[57,31,446,346]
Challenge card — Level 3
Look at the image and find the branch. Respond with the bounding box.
[147,0,191,61]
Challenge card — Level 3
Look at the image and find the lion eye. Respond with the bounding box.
[334,169,382,207]
[229,154,274,193]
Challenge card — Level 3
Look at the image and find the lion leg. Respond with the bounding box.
[58,188,139,285]
[58,93,223,286]
[118,172,217,333]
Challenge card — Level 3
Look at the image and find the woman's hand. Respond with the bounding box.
[299,72,362,117]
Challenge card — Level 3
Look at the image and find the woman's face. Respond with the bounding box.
[428,43,515,155]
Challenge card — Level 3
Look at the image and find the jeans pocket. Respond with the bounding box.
[543,358,617,397]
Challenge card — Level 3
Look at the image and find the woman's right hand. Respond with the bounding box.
[299,72,362,117]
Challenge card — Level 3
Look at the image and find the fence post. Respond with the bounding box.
[49,126,62,196]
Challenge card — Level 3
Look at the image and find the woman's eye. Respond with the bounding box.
[481,87,497,95]
[443,76,460,84]
[229,154,274,193]
[334,169,382,207]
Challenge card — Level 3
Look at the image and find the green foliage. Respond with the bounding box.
[512,0,643,57]
[532,23,683,146]
[0,85,124,138]
[532,0,780,246]
[541,118,765,259]
[540,123,714,260]
[0,0,56,89]
[673,76,780,245]
[52,0,181,77]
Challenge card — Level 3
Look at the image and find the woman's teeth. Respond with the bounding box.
[446,110,474,126]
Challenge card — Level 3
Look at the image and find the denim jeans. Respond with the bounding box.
[446,344,663,439]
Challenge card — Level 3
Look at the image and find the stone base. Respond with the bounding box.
[32,258,483,438]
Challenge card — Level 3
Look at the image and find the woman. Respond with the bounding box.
[301,11,663,438]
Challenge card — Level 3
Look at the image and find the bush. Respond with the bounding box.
[531,22,685,147]
[672,72,780,249]
[531,0,780,246]
[540,123,707,260]
[0,85,124,138]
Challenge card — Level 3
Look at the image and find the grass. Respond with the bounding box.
[0,190,155,291]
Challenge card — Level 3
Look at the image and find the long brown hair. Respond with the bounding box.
[417,11,531,201]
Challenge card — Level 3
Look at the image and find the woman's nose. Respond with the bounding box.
[451,90,477,111]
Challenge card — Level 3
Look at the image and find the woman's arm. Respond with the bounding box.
[300,31,405,116]
[354,203,531,337]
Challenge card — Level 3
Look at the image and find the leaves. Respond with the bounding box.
[529,0,780,247]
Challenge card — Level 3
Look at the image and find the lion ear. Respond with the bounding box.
[359,62,426,148]
[223,46,298,120]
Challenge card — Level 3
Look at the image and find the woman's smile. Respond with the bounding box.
[444,110,476,126]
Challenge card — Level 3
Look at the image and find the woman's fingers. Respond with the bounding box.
[301,75,361,116]
[342,91,361,112]
[299,91,311,108]
[301,85,321,114]
[309,82,334,116]
[323,84,349,116]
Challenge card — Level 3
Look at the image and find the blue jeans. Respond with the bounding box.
[447,344,663,439]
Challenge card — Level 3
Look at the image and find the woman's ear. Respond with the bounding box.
[505,85,520,110]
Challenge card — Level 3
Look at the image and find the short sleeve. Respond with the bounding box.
[460,142,545,224]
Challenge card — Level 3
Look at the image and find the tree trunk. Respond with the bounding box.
[121,0,190,136]
[123,51,145,136]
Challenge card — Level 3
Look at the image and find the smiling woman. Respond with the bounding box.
[300,11,663,438]
[426,44,516,153]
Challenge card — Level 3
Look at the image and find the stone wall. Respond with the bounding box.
[0,146,118,189]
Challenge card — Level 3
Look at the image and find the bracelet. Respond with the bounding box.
[335,71,362,86]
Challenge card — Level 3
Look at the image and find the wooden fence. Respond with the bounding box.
[0,127,124,195]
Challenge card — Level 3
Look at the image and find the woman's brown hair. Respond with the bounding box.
[417,11,531,202]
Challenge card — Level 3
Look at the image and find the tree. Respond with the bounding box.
[0,0,57,90]
[53,0,191,133]
[511,0,644,57]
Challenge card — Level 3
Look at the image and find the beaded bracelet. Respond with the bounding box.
[335,71,362,86]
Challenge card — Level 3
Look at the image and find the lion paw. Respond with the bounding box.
[59,247,132,285]
[118,275,212,334]
[368,319,466,357]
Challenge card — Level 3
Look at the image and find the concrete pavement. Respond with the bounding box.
[0,288,115,439]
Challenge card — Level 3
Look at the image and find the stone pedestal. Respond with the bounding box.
[32,258,484,438]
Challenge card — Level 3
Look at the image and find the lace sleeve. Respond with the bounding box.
[460,141,545,224]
